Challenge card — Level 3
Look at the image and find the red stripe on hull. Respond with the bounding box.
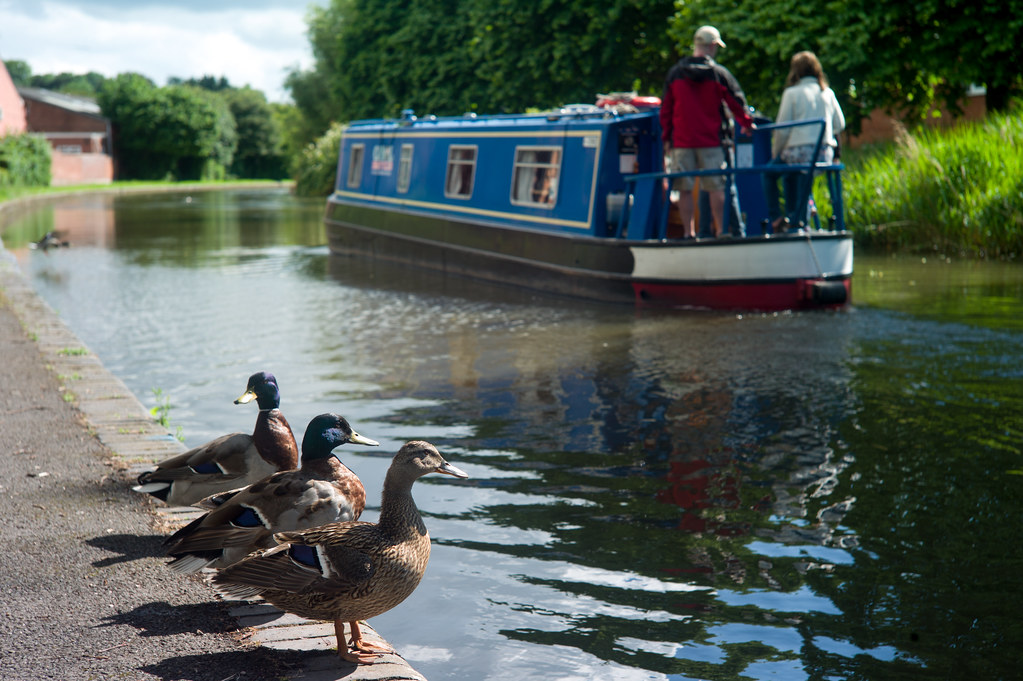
[632,279,852,311]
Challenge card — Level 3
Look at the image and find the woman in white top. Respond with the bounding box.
[765,51,845,230]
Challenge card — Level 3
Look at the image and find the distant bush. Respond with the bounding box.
[293,121,343,197]
[0,134,51,187]
[843,108,1023,258]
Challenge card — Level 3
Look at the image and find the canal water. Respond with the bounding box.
[3,189,1021,681]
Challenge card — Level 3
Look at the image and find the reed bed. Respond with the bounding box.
[841,109,1023,259]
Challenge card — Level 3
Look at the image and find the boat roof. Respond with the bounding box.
[345,106,655,133]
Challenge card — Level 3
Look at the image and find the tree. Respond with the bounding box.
[466,0,677,112]
[3,60,32,86]
[169,75,233,92]
[286,0,350,139]
[288,0,677,133]
[98,74,238,180]
[176,85,237,179]
[669,0,1023,132]
[223,87,286,179]
[890,0,1023,112]
[27,70,107,97]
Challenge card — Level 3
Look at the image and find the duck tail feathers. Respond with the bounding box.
[132,481,171,495]
[211,581,265,601]
[166,554,214,575]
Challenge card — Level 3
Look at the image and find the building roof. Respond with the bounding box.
[17,86,104,117]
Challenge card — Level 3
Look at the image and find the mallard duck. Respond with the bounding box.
[163,412,379,572]
[29,230,69,252]
[211,440,468,664]
[133,372,299,507]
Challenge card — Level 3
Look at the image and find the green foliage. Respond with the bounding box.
[150,387,185,442]
[293,121,343,197]
[0,133,51,187]
[467,0,676,112]
[271,102,316,175]
[671,0,1023,132]
[4,61,108,97]
[843,108,1023,258]
[5,59,117,98]
[289,0,676,131]
[8,61,297,180]
[168,75,232,92]
[98,75,238,180]
[4,59,31,85]
[224,88,287,179]
[287,0,1023,145]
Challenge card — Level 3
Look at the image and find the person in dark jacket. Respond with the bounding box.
[660,25,754,238]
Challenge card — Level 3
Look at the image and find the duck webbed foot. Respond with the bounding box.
[335,620,393,664]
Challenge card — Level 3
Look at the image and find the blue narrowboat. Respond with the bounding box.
[324,97,852,310]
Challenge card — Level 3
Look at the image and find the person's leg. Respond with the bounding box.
[708,190,725,237]
[678,190,696,237]
[672,148,698,238]
[697,146,727,238]
[698,189,714,238]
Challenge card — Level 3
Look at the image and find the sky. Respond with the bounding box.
[0,0,327,102]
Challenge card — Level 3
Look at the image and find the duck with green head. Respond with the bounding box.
[133,372,299,507]
[212,440,468,664]
[163,412,379,572]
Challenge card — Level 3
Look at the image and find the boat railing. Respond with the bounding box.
[617,118,844,240]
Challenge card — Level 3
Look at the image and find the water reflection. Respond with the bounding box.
[3,190,1022,680]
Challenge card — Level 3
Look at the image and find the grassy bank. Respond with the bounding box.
[0,178,292,208]
[841,108,1023,259]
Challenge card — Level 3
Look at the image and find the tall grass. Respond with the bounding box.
[842,108,1023,258]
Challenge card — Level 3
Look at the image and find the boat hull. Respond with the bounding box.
[325,198,853,311]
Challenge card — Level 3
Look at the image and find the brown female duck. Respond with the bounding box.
[163,412,378,572]
[133,372,299,507]
[211,440,468,664]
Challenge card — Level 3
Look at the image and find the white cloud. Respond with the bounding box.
[0,0,318,102]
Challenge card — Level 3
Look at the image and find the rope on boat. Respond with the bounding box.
[804,231,826,279]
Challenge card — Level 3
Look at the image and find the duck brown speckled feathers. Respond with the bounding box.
[212,440,468,663]
[162,412,378,572]
[133,372,299,507]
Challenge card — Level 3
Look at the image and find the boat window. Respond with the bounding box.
[511,147,561,207]
[445,145,477,199]
[347,144,365,188]
[371,145,394,175]
[397,144,414,193]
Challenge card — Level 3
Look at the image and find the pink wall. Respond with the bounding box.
[50,151,114,186]
[0,62,28,135]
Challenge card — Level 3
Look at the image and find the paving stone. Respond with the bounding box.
[252,623,336,643]
[239,610,309,628]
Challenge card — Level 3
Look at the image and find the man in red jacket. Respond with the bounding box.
[660,25,754,238]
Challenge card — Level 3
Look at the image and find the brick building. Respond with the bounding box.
[845,87,988,149]
[0,60,28,136]
[18,86,114,185]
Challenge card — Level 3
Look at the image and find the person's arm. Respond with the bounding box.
[659,80,674,145]
[827,87,846,136]
[717,66,754,134]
